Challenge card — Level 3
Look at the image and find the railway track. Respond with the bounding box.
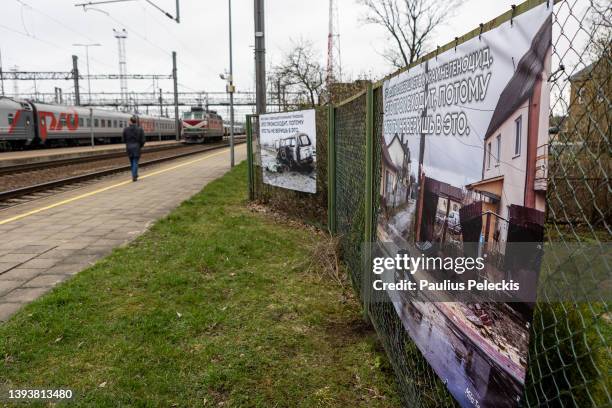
[0,138,245,210]
[0,142,184,176]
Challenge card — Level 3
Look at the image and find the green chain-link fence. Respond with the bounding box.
[247,0,610,406]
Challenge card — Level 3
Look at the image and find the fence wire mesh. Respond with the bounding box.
[334,94,368,293]
[523,0,610,406]
[370,84,459,407]
[247,0,609,406]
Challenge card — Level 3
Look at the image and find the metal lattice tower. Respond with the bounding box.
[326,0,342,87]
[113,28,128,106]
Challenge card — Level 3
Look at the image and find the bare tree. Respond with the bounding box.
[273,40,326,107]
[587,0,611,60]
[267,67,291,111]
[359,0,462,68]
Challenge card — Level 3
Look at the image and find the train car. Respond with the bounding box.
[223,123,245,136]
[0,96,176,149]
[0,97,36,149]
[182,107,224,143]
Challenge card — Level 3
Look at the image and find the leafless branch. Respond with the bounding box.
[269,40,326,107]
[359,0,463,68]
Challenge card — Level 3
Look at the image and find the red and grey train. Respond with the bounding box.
[181,106,244,144]
[181,106,225,143]
[0,96,177,149]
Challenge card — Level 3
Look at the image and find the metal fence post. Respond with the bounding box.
[327,104,336,234]
[363,83,374,321]
[246,115,254,200]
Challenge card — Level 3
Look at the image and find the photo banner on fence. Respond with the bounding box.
[257,109,317,194]
[377,3,552,407]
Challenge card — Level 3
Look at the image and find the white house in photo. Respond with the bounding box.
[466,16,551,249]
[381,134,412,209]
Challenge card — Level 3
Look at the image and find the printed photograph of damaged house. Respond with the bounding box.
[378,133,416,243]
[378,15,552,408]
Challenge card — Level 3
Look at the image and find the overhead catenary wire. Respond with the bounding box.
[3,1,229,101]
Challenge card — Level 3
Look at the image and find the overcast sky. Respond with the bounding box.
[0,0,590,118]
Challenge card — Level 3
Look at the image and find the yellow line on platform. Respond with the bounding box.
[0,148,228,225]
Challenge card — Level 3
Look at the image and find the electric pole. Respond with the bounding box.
[72,55,81,106]
[11,66,18,98]
[0,49,4,97]
[172,51,179,141]
[73,43,101,104]
[159,88,163,117]
[228,0,235,167]
[254,0,266,114]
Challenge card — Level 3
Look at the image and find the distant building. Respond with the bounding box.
[546,56,611,225]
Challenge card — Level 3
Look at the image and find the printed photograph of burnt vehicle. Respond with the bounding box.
[258,109,317,194]
[274,132,314,171]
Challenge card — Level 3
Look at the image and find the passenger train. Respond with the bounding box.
[0,97,177,149]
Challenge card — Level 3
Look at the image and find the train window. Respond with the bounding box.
[7,113,13,125]
[94,119,99,127]
[101,119,106,128]
[60,117,67,127]
[87,118,91,127]
[113,120,117,128]
[78,118,83,127]
[70,116,76,127]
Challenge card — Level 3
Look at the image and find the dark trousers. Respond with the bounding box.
[130,156,139,179]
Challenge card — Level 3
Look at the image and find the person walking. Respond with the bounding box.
[123,115,146,181]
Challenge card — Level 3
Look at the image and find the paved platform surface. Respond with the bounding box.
[0,144,246,322]
[0,140,182,167]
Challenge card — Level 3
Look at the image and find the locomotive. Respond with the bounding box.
[0,96,177,149]
[182,106,224,143]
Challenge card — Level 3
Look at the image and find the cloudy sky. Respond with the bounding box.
[0,0,589,118]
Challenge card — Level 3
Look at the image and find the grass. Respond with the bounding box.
[0,162,400,407]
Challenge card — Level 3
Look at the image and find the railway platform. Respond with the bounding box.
[0,140,182,168]
[0,144,246,321]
